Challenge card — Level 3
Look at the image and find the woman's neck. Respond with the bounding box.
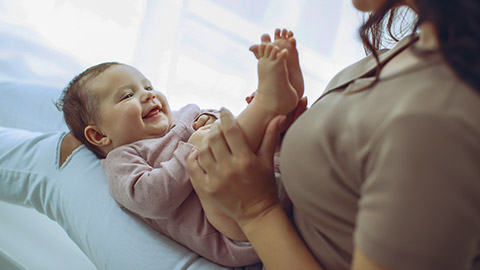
[417,22,439,50]
[377,22,439,79]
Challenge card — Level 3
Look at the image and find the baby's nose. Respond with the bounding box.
[142,91,156,101]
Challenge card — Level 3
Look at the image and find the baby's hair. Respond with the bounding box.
[56,62,121,158]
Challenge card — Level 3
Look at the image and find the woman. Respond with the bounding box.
[187,0,480,269]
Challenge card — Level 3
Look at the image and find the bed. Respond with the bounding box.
[0,25,260,270]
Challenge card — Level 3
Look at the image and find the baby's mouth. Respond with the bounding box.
[143,105,161,119]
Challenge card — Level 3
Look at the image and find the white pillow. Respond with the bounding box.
[0,81,259,270]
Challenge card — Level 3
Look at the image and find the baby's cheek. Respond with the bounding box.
[125,103,142,117]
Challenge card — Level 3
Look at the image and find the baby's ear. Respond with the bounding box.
[84,125,111,147]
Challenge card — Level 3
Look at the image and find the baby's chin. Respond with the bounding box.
[147,124,172,139]
[157,126,172,137]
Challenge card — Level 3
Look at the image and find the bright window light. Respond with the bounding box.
[0,0,365,114]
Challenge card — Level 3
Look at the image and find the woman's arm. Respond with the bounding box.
[240,204,323,270]
[187,109,323,270]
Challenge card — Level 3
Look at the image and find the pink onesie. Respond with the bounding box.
[101,104,259,267]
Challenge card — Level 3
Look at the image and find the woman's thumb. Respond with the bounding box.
[258,115,284,158]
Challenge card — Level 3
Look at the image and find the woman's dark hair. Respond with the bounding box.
[56,62,121,158]
[359,0,480,92]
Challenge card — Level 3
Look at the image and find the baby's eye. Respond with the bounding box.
[145,86,153,91]
[122,93,134,100]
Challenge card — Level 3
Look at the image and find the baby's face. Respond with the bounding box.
[90,64,172,149]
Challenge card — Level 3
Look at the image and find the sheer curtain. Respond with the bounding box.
[0,0,365,114]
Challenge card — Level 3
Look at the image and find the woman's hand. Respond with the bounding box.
[280,96,307,133]
[187,109,323,269]
[187,108,284,226]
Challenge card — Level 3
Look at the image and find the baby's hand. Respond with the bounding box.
[188,125,211,148]
[193,114,216,130]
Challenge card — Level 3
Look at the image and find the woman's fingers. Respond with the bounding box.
[295,97,308,118]
[202,120,232,165]
[196,124,222,172]
[195,108,251,174]
[187,150,203,176]
[280,97,308,133]
[258,115,284,160]
[187,109,282,224]
[217,108,252,156]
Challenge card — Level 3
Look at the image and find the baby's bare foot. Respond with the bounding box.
[273,28,304,99]
[249,29,304,99]
[255,43,298,115]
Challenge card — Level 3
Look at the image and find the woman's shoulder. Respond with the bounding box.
[438,69,480,122]
[392,57,480,127]
[323,36,415,93]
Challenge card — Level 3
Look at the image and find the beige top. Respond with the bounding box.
[280,36,480,270]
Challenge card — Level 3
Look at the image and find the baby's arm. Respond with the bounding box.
[102,141,195,219]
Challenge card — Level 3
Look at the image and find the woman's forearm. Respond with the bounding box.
[240,204,324,270]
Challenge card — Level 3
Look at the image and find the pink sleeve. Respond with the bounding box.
[102,141,196,219]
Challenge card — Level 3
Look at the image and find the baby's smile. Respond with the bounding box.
[143,105,162,119]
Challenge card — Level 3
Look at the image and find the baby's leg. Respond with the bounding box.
[254,43,298,115]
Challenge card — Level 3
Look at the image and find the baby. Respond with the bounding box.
[57,30,303,267]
